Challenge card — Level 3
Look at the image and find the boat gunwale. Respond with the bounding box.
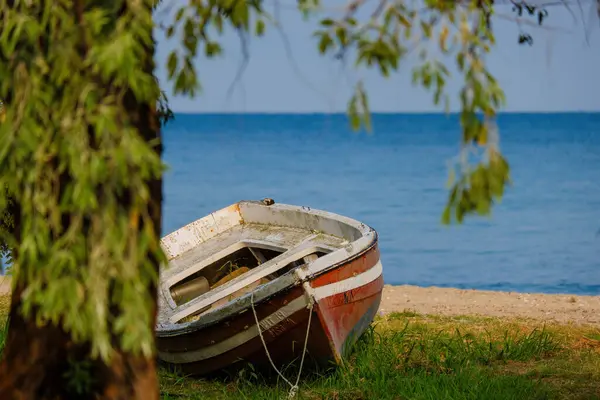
[156,201,379,335]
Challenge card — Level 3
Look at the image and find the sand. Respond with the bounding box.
[379,284,600,326]
[0,276,598,326]
[0,276,9,296]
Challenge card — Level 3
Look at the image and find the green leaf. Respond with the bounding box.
[175,8,185,22]
[232,0,250,28]
[166,25,175,38]
[457,52,465,71]
[420,21,432,38]
[214,13,224,32]
[335,26,348,47]
[167,52,178,78]
[317,33,333,54]
[205,41,222,57]
[347,94,360,131]
[358,85,371,133]
[255,19,265,36]
[441,205,451,225]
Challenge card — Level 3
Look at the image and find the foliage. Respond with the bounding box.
[158,89,176,127]
[164,0,510,225]
[0,101,12,272]
[0,185,12,265]
[0,0,164,361]
[315,0,511,224]
[0,105,7,258]
[0,92,172,271]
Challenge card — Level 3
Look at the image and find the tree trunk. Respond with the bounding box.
[0,282,160,400]
[0,284,77,400]
[0,0,163,398]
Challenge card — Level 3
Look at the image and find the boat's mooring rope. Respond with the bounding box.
[250,290,314,399]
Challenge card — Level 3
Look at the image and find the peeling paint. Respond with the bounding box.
[156,200,381,375]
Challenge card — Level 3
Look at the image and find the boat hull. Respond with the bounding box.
[156,243,383,376]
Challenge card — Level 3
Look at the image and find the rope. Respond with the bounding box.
[250,291,314,399]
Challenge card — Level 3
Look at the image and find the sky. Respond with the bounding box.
[153,0,600,113]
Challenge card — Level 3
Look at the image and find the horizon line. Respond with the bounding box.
[169,110,600,115]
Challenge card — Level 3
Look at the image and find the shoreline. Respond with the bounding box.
[1,276,599,326]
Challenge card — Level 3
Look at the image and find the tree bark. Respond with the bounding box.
[0,281,160,400]
[0,284,78,399]
[0,0,162,398]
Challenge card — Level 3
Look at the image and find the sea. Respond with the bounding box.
[2,113,599,296]
[162,113,600,296]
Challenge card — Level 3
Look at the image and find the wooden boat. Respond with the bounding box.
[156,199,383,376]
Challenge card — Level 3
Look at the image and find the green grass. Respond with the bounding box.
[0,294,9,360]
[1,295,599,399]
[158,311,600,400]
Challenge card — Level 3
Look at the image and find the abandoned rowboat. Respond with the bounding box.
[156,199,383,376]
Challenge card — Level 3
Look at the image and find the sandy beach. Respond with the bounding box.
[1,276,599,326]
[0,276,9,296]
[379,284,600,326]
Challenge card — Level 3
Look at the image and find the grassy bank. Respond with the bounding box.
[1,296,599,399]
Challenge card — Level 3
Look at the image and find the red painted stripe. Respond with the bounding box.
[315,275,383,353]
[310,244,379,288]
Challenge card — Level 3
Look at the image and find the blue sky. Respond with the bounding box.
[154,1,600,113]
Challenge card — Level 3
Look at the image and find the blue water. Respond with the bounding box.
[2,113,598,294]
[163,113,600,296]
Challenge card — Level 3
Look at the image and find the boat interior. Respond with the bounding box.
[157,200,371,325]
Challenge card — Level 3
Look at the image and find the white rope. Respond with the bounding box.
[250,291,314,399]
